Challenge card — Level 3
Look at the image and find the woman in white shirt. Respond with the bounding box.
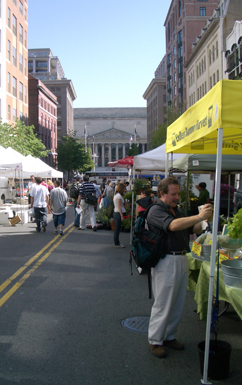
[113,183,126,248]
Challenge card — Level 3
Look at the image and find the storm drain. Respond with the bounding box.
[121,316,149,333]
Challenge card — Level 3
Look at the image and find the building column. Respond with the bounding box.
[108,144,112,164]
[102,144,105,167]
[122,143,125,158]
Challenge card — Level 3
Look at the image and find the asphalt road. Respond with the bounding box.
[0,204,241,385]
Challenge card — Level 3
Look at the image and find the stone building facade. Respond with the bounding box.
[74,108,147,170]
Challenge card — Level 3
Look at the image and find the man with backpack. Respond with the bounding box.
[146,177,213,359]
[77,174,97,231]
[70,175,82,227]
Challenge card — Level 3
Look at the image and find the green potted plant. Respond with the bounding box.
[133,178,151,196]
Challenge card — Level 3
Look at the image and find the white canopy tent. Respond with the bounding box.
[133,143,182,172]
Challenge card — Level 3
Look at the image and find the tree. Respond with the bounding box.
[0,119,48,157]
[150,107,180,149]
[56,134,94,178]
[127,143,141,156]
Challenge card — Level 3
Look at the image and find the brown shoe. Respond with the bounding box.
[163,339,184,350]
[149,344,167,358]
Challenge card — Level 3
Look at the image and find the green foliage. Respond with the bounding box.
[124,191,132,202]
[151,107,180,149]
[128,143,141,156]
[0,119,48,157]
[56,134,94,175]
[133,178,151,196]
[227,209,242,239]
[96,207,110,225]
[179,174,195,209]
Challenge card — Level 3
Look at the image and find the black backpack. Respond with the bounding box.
[129,203,167,298]
[69,182,79,199]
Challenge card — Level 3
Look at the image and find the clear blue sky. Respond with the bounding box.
[28,0,170,108]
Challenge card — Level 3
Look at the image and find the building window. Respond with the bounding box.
[19,53,23,72]
[179,0,181,17]
[216,41,218,58]
[8,8,11,28]
[217,70,219,82]
[118,143,122,159]
[168,21,170,42]
[8,73,11,93]
[24,31,27,48]
[8,105,11,120]
[212,45,215,61]
[204,56,206,70]
[24,58,27,75]
[24,86,27,103]
[12,15,17,36]
[7,40,11,61]
[12,46,17,66]
[177,30,182,44]
[213,73,215,85]
[13,108,17,121]
[19,1,23,14]
[24,8,27,21]
[19,82,23,101]
[210,76,212,89]
[174,72,177,82]
[19,24,23,44]
[200,7,206,16]
[209,50,211,65]
[174,86,177,95]
[174,59,176,69]
[12,76,17,97]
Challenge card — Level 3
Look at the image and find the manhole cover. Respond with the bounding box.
[121,316,149,333]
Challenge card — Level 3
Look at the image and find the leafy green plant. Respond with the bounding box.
[133,178,151,196]
[227,209,242,239]
[124,191,132,202]
[96,207,109,225]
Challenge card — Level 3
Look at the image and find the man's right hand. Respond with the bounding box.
[199,204,213,221]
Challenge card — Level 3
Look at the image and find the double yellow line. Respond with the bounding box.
[0,223,75,308]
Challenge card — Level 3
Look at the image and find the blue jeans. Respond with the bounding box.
[53,212,66,227]
[113,212,121,246]
[73,200,80,227]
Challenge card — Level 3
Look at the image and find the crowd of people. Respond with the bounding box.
[28,173,214,360]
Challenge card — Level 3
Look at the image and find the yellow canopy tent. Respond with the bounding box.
[166,79,242,385]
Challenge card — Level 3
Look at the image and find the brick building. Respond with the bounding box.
[164,0,220,113]
[143,56,167,150]
[1,0,28,123]
[28,48,76,142]
[28,75,58,167]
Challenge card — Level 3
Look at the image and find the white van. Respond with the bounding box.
[0,177,15,204]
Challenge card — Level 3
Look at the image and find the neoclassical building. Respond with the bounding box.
[74,108,147,169]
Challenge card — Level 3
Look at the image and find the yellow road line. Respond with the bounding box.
[0,225,75,308]
[0,222,74,294]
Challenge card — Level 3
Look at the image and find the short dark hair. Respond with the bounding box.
[199,182,206,189]
[55,180,61,187]
[83,175,89,182]
[76,175,82,181]
[157,177,179,198]
[35,177,42,185]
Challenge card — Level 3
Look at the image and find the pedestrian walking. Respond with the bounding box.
[49,180,68,235]
[77,175,97,231]
[113,182,126,248]
[70,175,82,227]
[30,177,49,233]
[92,180,102,211]
[146,177,213,359]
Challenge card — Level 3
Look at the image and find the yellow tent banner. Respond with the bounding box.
[166,79,242,154]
